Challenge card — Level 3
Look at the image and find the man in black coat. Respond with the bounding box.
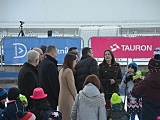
[38,45,60,110]
[18,50,40,110]
[74,47,99,93]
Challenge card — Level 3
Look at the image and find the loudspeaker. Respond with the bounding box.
[48,30,52,37]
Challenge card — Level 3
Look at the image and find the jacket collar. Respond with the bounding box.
[45,54,58,65]
[23,62,38,74]
[80,55,91,60]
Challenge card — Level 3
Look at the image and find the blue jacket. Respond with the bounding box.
[0,108,3,120]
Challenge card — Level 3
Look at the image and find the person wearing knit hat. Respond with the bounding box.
[110,93,122,104]
[0,88,8,120]
[148,48,160,71]
[108,93,129,120]
[131,48,160,120]
[17,110,36,120]
[128,62,138,72]
[1,87,26,120]
[119,61,142,120]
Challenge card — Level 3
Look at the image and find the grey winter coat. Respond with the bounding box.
[71,83,107,120]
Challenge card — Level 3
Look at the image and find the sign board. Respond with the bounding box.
[3,37,81,65]
[91,37,160,58]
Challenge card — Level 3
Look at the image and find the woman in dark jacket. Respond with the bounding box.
[99,49,122,109]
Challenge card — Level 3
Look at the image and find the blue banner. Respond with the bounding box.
[2,37,81,65]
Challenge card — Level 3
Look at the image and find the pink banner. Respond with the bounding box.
[91,37,160,58]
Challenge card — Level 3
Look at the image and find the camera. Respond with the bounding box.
[20,21,24,25]
[125,72,134,82]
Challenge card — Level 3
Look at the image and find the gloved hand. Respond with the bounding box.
[125,72,134,83]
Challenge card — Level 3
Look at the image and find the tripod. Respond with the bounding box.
[18,21,25,37]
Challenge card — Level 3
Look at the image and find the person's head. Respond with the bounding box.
[82,47,93,57]
[8,87,20,100]
[40,45,47,54]
[62,53,77,72]
[110,93,122,105]
[46,45,58,59]
[17,110,36,120]
[128,62,138,73]
[30,87,47,100]
[148,58,160,72]
[0,88,7,104]
[32,47,44,62]
[27,50,39,66]
[83,74,101,89]
[68,47,79,56]
[103,50,116,64]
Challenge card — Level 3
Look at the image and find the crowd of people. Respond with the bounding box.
[0,45,160,120]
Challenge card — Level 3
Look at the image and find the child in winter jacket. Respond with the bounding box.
[71,74,107,120]
[108,93,129,120]
[30,87,53,120]
[119,62,142,120]
[1,87,26,120]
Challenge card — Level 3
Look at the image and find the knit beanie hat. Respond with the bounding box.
[148,58,160,70]
[128,62,138,72]
[0,88,7,100]
[148,48,160,70]
[17,110,36,120]
[154,47,160,55]
[154,47,160,60]
[8,87,20,100]
[110,93,122,104]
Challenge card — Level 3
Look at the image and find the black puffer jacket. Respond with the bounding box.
[75,55,98,93]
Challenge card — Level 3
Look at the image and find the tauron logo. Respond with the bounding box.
[110,43,120,52]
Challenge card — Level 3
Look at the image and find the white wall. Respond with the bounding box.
[0,0,160,25]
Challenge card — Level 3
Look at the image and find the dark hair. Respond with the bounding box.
[102,49,116,64]
[46,45,56,53]
[82,47,91,56]
[8,87,20,100]
[40,45,47,54]
[62,53,77,72]
[83,74,101,89]
[68,47,78,52]
[68,51,79,56]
